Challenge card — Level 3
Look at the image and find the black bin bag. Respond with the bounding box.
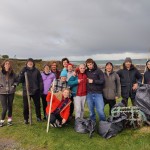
[135,84,150,121]
[98,113,127,139]
[74,118,96,138]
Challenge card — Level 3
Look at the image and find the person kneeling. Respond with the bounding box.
[46,88,71,127]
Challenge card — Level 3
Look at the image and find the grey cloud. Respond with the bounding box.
[0,0,150,59]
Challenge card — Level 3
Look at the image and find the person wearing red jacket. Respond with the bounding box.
[67,64,87,119]
[46,88,71,127]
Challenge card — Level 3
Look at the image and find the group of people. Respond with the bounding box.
[0,57,150,128]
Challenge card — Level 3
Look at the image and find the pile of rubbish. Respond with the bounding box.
[74,84,150,139]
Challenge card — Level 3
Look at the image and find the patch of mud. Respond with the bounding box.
[0,138,23,150]
[139,126,150,134]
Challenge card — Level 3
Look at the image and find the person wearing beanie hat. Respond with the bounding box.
[60,70,68,77]
[52,69,70,93]
[103,62,121,115]
[41,64,56,120]
[144,60,150,84]
[117,58,142,106]
[66,63,75,120]
[18,58,44,124]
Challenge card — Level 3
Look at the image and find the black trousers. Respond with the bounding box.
[41,94,47,118]
[50,113,62,124]
[104,98,116,115]
[23,92,41,120]
[70,96,74,116]
[0,94,14,120]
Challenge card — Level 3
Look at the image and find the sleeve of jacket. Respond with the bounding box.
[18,67,26,84]
[115,73,121,98]
[13,73,19,86]
[135,69,142,84]
[144,72,146,84]
[93,69,105,85]
[116,69,122,77]
[67,76,78,87]
[38,70,44,93]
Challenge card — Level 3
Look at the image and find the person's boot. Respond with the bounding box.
[37,118,42,122]
[43,116,47,121]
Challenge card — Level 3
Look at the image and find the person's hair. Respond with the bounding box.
[123,63,136,70]
[79,64,86,68]
[1,59,14,76]
[105,62,114,71]
[50,61,57,67]
[43,64,50,69]
[85,58,94,64]
[61,58,70,64]
[62,88,71,94]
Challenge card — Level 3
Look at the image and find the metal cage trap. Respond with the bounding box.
[111,106,147,128]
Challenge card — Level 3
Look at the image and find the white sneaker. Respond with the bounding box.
[55,120,62,128]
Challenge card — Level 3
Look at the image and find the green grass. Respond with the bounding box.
[0,87,150,150]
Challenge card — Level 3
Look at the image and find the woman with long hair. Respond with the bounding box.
[0,60,18,127]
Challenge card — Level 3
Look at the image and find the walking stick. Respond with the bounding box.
[25,72,32,125]
[46,79,55,133]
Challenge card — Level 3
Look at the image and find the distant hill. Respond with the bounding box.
[0,58,62,73]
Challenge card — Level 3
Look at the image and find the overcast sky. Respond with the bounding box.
[0,0,150,60]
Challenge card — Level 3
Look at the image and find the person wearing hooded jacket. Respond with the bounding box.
[144,60,150,85]
[117,57,142,106]
[103,62,121,115]
[18,58,44,124]
[85,58,106,121]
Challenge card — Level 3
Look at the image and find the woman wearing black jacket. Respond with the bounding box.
[18,58,43,124]
[144,60,150,84]
[0,60,18,127]
[117,57,142,106]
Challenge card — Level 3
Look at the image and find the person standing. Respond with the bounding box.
[41,64,55,120]
[50,61,60,79]
[60,58,70,76]
[103,62,121,115]
[144,60,150,85]
[68,64,87,119]
[18,58,43,124]
[117,57,142,106]
[0,60,18,127]
[85,58,106,121]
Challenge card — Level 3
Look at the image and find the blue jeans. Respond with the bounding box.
[87,93,106,121]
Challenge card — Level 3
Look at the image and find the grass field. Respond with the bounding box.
[0,86,150,150]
